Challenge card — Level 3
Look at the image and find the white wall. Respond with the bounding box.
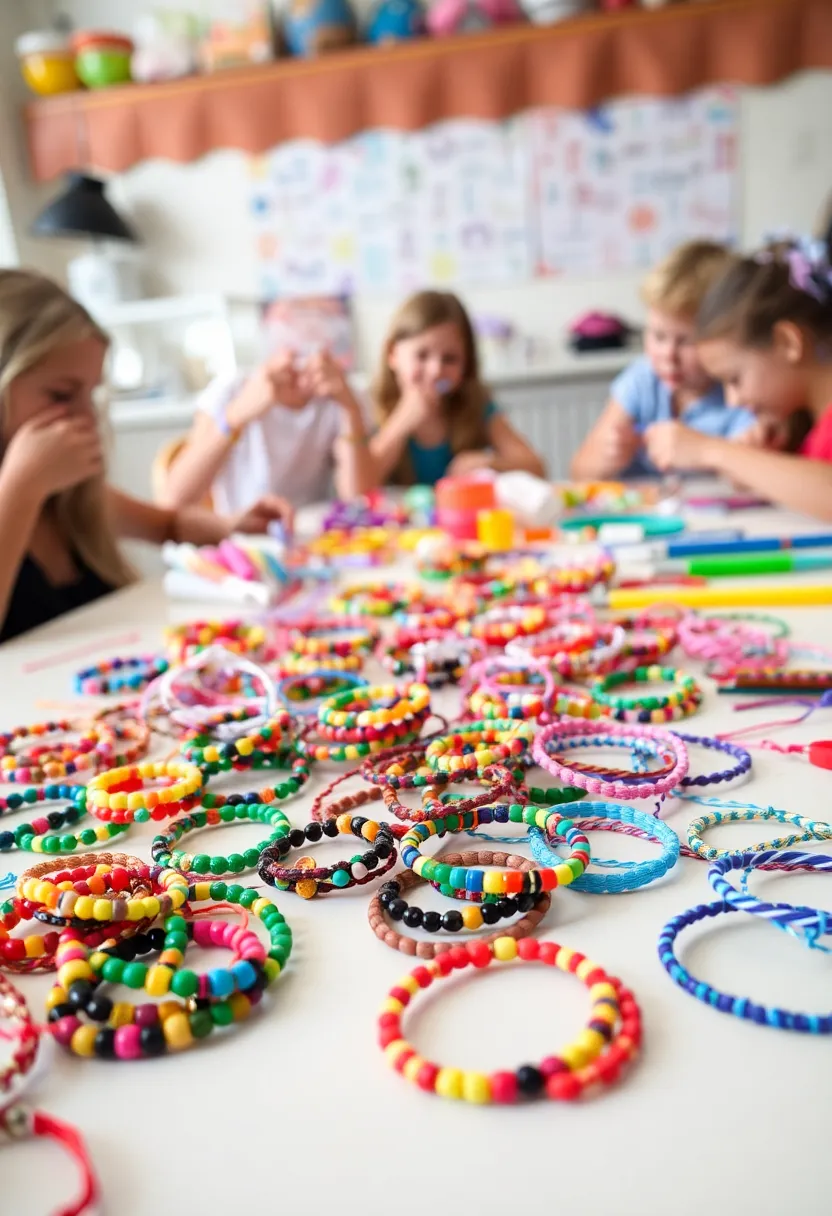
[4,0,832,367]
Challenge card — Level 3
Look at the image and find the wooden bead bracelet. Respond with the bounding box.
[400,805,591,896]
[258,814,397,898]
[80,760,205,824]
[369,850,551,958]
[378,935,640,1103]
[151,802,292,878]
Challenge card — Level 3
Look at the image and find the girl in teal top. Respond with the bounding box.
[369,291,545,486]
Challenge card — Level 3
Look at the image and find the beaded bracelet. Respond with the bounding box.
[297,721,423,764]
[164,619,269,662]
[377,858,548,934]
[285,616,380,660]
[670,733,752,789]
[329,582,409,617]
[0,888,149,972]
[401,805,590,897]
[74,655,169,696]
[17,856,190,924]
[528,800,680,893]
[0,795,128,856]
[589,665,702,723]
[0,716,149,783]
[658,900,832,1033]
[368,851,551,958]
[465,656,556,722]
[533,720,689,800]
[66,912,267,1004]
[707,848,832,946]
[379,629,483,688]
[318,682,430,731]
[392,603,460,632]
[258,814,397,898]
[684,801,832,860]
[425,720,535,776]
[80,760,205,825]
[276,671,367,715]
[151,802,291,878]
[458,603,549,647]
[199,749,312,810]
[180,712,292,773]
[508,621,626,680]
[381,764,522,825]
[378,935,641,1102]
[280,651,366,675]
[46,925,266,1060]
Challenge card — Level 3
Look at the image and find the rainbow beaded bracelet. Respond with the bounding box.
[378,934,640,1103]
[80,760,205,824]
[425,720,535,775]
[400,805,590,897]
[74,655,169,696]
[590,665,703,723]
[151,802,291,878]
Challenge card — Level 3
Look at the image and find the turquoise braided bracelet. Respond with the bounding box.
[683,798,832,861]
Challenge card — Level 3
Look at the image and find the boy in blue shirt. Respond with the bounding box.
[571,240,757,479]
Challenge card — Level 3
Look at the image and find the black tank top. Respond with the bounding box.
[0,554,114,643]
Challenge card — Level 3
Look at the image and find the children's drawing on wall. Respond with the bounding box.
[250,86,738,299]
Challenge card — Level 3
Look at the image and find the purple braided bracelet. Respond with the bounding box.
[670,732,752,789]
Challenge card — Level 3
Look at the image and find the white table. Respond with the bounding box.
[4,501,832,1216]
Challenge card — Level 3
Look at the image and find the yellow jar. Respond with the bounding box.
[17,32,80,96]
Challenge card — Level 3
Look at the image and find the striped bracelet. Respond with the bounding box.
[707,848,832,948]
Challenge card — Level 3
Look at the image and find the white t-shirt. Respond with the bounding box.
[198,373,347,512]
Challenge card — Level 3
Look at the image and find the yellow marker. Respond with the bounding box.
[607,583,832,611]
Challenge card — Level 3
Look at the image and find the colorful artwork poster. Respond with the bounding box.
[250,86,739,297]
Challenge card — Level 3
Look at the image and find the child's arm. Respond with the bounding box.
[109,488,294,547]
[159,355,300,509]
[644,421,832,520]
[301,351,378,498]
[570,400,641,481]
[369,391,431,483]
[448,412,546,478]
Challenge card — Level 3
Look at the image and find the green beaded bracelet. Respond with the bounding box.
[150,802,292,877]
[187,879,293,973]
[590,665,702,723]
[200,748,312,807]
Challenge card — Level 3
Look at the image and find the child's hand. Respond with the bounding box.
[644,421,712,472]
[226,351,308,429]
[734,418,789,451]
[3,408,104,502]
[447,450,495,476]
[228,494,295,537]
[300,350,352,407]
[395,387,436,433]
[602,417,641,473]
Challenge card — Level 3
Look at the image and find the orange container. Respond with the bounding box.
[435,476,496,512]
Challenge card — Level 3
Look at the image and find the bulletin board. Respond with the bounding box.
[250,85,739,299]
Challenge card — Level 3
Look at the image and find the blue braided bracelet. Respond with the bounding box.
[707,848,832,949]
[528,800,680,893]
[670,733,752,789]
[658,900,832,1033]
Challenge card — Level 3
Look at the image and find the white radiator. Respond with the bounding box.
[496,372,610,481]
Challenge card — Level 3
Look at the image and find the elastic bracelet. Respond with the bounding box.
[465,655,556,722]
[297,722,422,764]
[508,621,626,680]
[658,900,832,1033]
[425,720,535,775]
[280,651,365,674]
[382,764,522,825]
[164,619,269,662]
[533,720,689,800]
[589,665,702,723]
[401,805,590,896]
[258,814,397,898]
[684,800,832,860]
[438,783,586,844]
[379,629,483,688]
[329,582,408,617]
[199,748,312,808]
[276,671,367,715]
[80,760,205,824]
[0,794,128,856]
[151,802,291,877]
[318,682,430,731]
[284,616,380,660]
[46,925,266,1060]
[671,733,752,789]
[611,618,678,666]
[74,655,169,696]
[528,800,680,893]
[18,860,190,927]
[707,848,832,946]
[0,887,148,972]
[369,851,551,957]
[378,934,640,1103]
[0,716,149,783]
[180,711,292,772]
[458,604,549,647]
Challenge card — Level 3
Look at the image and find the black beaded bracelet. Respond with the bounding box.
[377,875,543,933]
[258,813,397,898]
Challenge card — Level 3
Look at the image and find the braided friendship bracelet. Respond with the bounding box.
[528,800,680,894]
[707,849,832,947]
[0,972,40,1094]
[150,802,292,878]
[683,800,832,860]
[533,719,689,800]
[368,851,551,958]
[378,934,641,1103]
[670,733,752,789]
[258,814,397,898]
[658,900,832,1033]
[401,805,590,897]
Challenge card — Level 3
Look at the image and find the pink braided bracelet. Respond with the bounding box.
[532,719,689,800]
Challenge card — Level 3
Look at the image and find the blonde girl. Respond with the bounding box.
[370,291,545,485]
[643,239,832,520]
[0,270,290,641]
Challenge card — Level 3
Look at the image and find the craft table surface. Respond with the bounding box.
[4,494,832,1216]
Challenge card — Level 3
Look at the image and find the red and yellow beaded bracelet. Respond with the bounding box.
[79,760,205,825]
[458,604,549,648]
[424,721,535,775]
[378,935,641,1103]
[164,619,269,662]
[284,616,380,661]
